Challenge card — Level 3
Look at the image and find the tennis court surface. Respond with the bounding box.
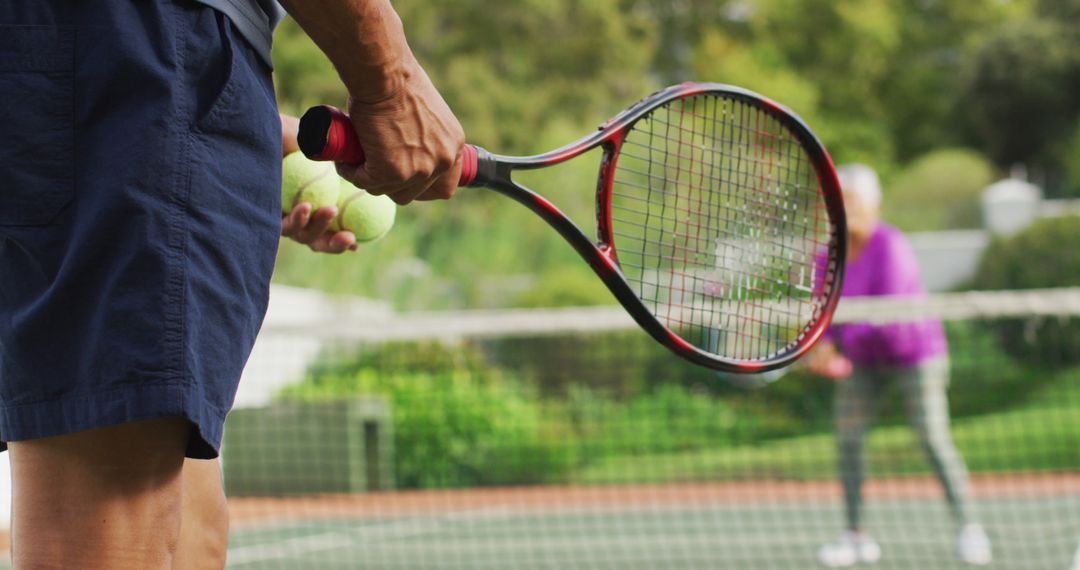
[223,476,1079,569]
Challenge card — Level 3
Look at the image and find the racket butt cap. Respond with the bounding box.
[298,106,365,163]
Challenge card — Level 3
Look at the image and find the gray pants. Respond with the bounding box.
[835,357,974,530]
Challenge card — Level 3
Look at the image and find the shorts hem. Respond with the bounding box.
[0,381,228,459]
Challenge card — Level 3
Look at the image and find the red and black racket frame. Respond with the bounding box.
[299,82,847,373]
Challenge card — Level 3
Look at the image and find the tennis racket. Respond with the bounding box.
[298,82,846,373]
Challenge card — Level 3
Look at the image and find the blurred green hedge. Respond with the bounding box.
[280,341,743,489]
[280,367,576,489]
[883,148,996,232]
[277,301,1074,489]
[972,215,1080,366]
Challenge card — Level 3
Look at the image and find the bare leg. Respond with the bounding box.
[9,416,189,569]
[174,458,230,570]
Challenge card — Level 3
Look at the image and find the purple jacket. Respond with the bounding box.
[827,223,947,367]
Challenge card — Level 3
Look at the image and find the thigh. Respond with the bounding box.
[9,417,189,568]
[835,367,888,438]
[898,358,952,434]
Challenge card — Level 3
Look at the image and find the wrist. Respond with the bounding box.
[341,56,416,107]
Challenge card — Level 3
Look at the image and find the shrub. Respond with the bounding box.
[1057,119,1080,198]
[280,348,578,489]
[485,331,659,398]
[306,340,492,379]
[561,384,739,460]
[514,266,616,309]
[972,215,1080,366]
[884,148,997,231]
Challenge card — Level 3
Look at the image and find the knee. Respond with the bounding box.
[917,431,957,459]
[199,497,231,562]
[835,423,865,452]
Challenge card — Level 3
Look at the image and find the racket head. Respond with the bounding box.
[591,83,846,373]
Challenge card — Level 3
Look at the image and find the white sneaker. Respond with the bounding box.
[957,524,992,565]
[818,532,882,567]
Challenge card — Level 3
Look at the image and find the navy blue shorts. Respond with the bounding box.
[0,1,281,458]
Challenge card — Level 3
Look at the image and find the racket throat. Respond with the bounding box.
[465,146,501,187]
[596,243,617,265]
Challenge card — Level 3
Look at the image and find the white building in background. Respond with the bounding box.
[234,285,391,409]
[910,178,1076,292]
[908,230,990,292]
[981,178,1043,237]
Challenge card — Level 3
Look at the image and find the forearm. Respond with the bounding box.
[280,0,464,205]
[278,0,412,102]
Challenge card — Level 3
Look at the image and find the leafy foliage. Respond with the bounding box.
[513,266,615,309]
[276,317,1073,490]
[973,216,1080,366]
[280,343,577,488]
[884,148,997,231]
[962,20,1080,174]
[279,340,743,489]
[974,216,1080,294]
[269,1,1073,308]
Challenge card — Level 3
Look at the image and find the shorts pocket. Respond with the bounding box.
[0,26,74,227]
[184,9,249,136]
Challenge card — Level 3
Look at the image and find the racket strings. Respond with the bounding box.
[610,94,833,361]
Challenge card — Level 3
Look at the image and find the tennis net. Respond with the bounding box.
[222,287,1080,569]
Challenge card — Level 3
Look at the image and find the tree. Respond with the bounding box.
[880,0,1031,160]
[962,19,1080,191]
[392,0,659,152]
[624,0,747,83]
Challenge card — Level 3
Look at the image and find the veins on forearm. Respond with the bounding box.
[278,0,412,102]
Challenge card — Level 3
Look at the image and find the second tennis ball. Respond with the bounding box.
[333,180,396,242]
[281,152,339,215]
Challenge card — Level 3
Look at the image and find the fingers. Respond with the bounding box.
[280,204,358,254]
[815,355,853,381]
[327,230,359,253]
[280,114,300,158]
[307,229,358,254]
[339,60,465,205]
[281,203,333,243]
[803,342,851,380]
[826,356,854,380]
[338,164,431,205]
[414,156,462,202]
[338,138,460,205]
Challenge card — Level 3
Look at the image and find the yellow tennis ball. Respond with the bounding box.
[333,180,396,242]
[281,152,339,215]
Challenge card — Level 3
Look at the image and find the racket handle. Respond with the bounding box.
[298,105,479,187]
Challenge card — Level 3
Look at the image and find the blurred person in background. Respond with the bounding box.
[806,164,992,567]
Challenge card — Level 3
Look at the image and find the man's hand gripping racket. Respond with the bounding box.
[299,83,847,373]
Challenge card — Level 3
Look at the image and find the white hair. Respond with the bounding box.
[836,163,882,209]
